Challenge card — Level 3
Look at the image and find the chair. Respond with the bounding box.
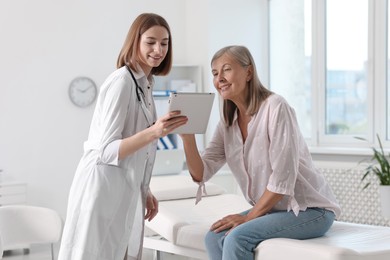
[0,205,63,260]
[0,232,3,259]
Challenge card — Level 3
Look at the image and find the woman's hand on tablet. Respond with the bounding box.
[153,110,188,138]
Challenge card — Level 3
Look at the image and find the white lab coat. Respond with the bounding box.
[58,65,157,260]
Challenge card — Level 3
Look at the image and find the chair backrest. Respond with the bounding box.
[0,232,3,259]
[0,205,63,251]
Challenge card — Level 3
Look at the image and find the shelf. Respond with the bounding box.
[154,65,202,92]
[0,182,27,206]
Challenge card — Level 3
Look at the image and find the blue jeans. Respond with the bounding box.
[204,208,335,260]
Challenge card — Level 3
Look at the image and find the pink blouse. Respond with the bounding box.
[198,94,341,218]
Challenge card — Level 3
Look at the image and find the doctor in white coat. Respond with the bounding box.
[58,13,188,260]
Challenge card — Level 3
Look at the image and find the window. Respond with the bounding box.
[266,0,389,150]
[388,1,390,139]
[325,0,368,136]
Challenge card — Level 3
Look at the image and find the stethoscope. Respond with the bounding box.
[126,65,155,127]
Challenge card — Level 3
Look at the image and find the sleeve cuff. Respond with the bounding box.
[100,139,121,166]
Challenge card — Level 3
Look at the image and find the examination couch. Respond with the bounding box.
[144,174,390,260]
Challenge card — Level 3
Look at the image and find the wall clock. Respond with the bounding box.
[68,76,97,107]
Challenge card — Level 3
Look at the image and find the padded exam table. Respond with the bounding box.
[144,175,390,260]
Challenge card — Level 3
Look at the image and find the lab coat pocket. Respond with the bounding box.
[87,164,135,220]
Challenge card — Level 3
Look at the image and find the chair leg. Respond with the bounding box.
[51,244,54,260]
[154,250,162,260]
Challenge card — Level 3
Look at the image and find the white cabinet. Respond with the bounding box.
[0,182,29,254]
[0,182,27,206]
[154,64,203,92]
[0,182,29,252]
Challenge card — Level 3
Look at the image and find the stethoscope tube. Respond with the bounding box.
[126,65,155,127]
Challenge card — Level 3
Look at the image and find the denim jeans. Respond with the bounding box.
[204,208,335,260]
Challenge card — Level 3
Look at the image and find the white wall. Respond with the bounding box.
[0,0,262,219]
[207,0,264,141]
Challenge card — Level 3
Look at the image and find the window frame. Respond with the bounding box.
[261,0,390,154]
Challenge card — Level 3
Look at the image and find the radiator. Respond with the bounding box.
[319,165,390,227]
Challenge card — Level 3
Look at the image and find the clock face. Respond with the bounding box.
[68,77,97,107]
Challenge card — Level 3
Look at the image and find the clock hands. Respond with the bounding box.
[77,85,94,93]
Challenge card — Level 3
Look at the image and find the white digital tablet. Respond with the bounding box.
[168,92,215,134]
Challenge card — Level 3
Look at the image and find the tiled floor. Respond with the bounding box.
[1,245,193,260]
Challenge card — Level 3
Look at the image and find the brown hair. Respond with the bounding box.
[117,13,173,76]
[211,45,273,126]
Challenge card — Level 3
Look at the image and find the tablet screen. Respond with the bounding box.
[168,92,215,134]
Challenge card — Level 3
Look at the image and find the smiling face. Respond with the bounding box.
[211,53,252,105]
[138,25,169,75]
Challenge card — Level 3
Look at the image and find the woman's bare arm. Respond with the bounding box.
[180,134,204,182]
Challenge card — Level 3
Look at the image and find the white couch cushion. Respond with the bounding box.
[255,221,390,260]
[145,193,251,250]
